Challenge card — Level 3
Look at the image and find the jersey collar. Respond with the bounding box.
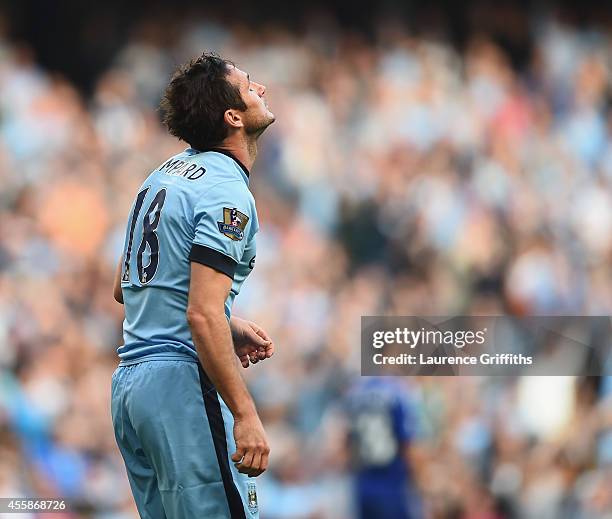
[206,148,250,179]
[187,147,250,185]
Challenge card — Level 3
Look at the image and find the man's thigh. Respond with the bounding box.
[125,359,257,518]
[112,365,167,519]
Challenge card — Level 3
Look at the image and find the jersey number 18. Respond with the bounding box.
[122,187,167,284]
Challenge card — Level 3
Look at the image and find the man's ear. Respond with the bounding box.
[224,109,244,129]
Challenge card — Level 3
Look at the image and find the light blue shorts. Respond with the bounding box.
[111,354,259,518]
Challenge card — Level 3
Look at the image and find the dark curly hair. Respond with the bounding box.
[160,52,247,150]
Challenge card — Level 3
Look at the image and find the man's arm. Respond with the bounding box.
[187,262,269,476]
[114,255,124,304]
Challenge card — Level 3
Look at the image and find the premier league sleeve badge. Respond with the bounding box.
[217,207,249,241]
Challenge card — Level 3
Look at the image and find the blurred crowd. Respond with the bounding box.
[0,7,611,519]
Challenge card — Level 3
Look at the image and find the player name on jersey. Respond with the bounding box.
[159,157,206,180]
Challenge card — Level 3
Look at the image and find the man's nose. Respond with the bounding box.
[255,82,266,96]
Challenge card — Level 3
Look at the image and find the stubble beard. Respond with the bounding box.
[245,111,275,139]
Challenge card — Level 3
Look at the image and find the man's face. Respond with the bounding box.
[227,65,275,135]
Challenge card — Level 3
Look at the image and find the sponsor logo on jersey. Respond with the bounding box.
[217,207,249,241]
[247,481,258,513]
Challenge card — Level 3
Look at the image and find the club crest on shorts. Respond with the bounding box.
[247,481,258,513]
[217,207,249,241]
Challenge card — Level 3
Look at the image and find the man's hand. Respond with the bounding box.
[231,413,270,477]
[230,317,275,368]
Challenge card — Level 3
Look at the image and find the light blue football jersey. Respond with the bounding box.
[117,149,258,362]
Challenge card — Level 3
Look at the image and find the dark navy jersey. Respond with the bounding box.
[345,377,417,493]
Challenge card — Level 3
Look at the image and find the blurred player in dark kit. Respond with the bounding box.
[345,377,422,519]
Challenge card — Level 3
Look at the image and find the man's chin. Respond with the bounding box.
[264,110,275,126]
[249,115,275,137]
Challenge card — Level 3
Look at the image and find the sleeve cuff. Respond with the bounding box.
[189,244,237,279]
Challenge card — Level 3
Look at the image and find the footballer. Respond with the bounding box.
[346,377,422,519]
[111,53,275,518]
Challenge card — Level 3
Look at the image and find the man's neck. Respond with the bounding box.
[215,134,257,173]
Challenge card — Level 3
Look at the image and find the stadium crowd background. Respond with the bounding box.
[0,2,611,518]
